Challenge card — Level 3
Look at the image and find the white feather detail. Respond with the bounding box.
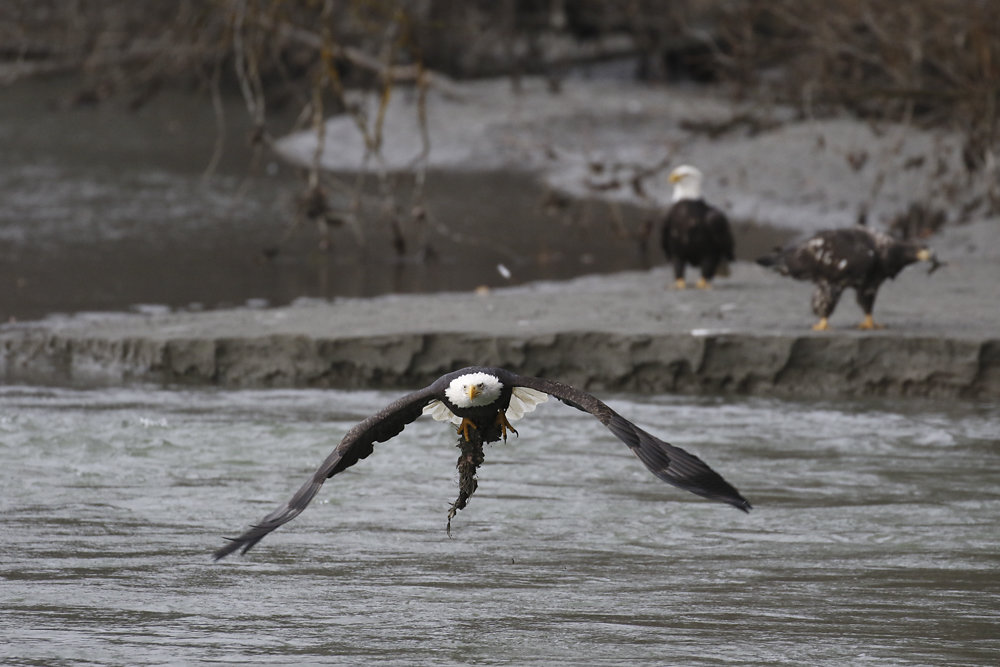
[506,387,549,421]
[422,399,462,425]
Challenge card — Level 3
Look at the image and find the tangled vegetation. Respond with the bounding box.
[4,1,998,245]
[713,1,998,173]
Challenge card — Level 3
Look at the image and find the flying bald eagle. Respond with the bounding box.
[213,367,751,560]
[756,226,940,331]
[662,165,735,289]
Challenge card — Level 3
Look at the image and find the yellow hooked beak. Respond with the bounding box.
[668,171,683,184]
[919,248,945,274]
[467,385,480,401]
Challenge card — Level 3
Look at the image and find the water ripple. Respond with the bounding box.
[1,386,998,665]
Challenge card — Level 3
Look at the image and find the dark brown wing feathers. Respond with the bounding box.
[662,200,733,262]
[707,208,735,261]
[500,370,751,513]
[212,384,441,560]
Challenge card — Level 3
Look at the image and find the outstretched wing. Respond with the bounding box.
[213,381,444,560]
[498,370,751,512]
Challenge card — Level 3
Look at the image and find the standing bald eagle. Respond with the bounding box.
[662,165,735,289]
[756,226,940,330]
[214,367,751,560]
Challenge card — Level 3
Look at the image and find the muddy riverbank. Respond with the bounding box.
[3,77,997,399]
[3,255,998,399]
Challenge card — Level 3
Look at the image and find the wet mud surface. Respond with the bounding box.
[3,257,998,399]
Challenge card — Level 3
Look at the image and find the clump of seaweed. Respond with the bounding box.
[446,428,487,537]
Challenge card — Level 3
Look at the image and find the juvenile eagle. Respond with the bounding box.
[214,367,751,560]
[756,226,940,331]
[662,165,735,289]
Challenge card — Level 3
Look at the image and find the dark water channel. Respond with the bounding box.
[0,78,788,323]
[2,385,998,665]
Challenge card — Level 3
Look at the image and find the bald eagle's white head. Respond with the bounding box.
[444,372,503,409]
[668,165,704,202]
[423,373,548,425]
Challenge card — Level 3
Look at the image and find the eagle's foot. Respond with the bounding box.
[812,318,830,331]
[457,417,477,442]
[447,431,486,536]
[496,410,518,442]
[696,277,711,290]
[674,278,687,290]
[858,315,884,330]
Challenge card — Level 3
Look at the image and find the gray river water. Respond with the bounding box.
[1,385,997,665]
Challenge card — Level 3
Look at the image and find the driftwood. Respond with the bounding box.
[446,427,487,537]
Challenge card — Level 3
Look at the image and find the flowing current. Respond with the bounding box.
[1,385,997,665]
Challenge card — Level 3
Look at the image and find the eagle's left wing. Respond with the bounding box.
[498,370,751,512]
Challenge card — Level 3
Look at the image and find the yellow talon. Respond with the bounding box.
[812,317,829,331]
[457,417,476,442]
[674,278,687,290]
[496,411,518,442]
[696,277,711,289]
[858,314,884,330]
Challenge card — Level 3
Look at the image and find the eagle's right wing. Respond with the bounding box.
[213,381,444,560]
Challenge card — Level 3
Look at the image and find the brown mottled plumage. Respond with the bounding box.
[757,226,940,330]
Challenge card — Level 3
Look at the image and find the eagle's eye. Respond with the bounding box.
[477,382,485,389]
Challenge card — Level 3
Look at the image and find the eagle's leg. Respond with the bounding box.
[810,281,842,331]
[457,417,476,442]
[855,288,883,330]
[496,410,518,441]
[673,260,687,289]
[447,428,486,536]
[698,258,718,289]
[858,314,884,330]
